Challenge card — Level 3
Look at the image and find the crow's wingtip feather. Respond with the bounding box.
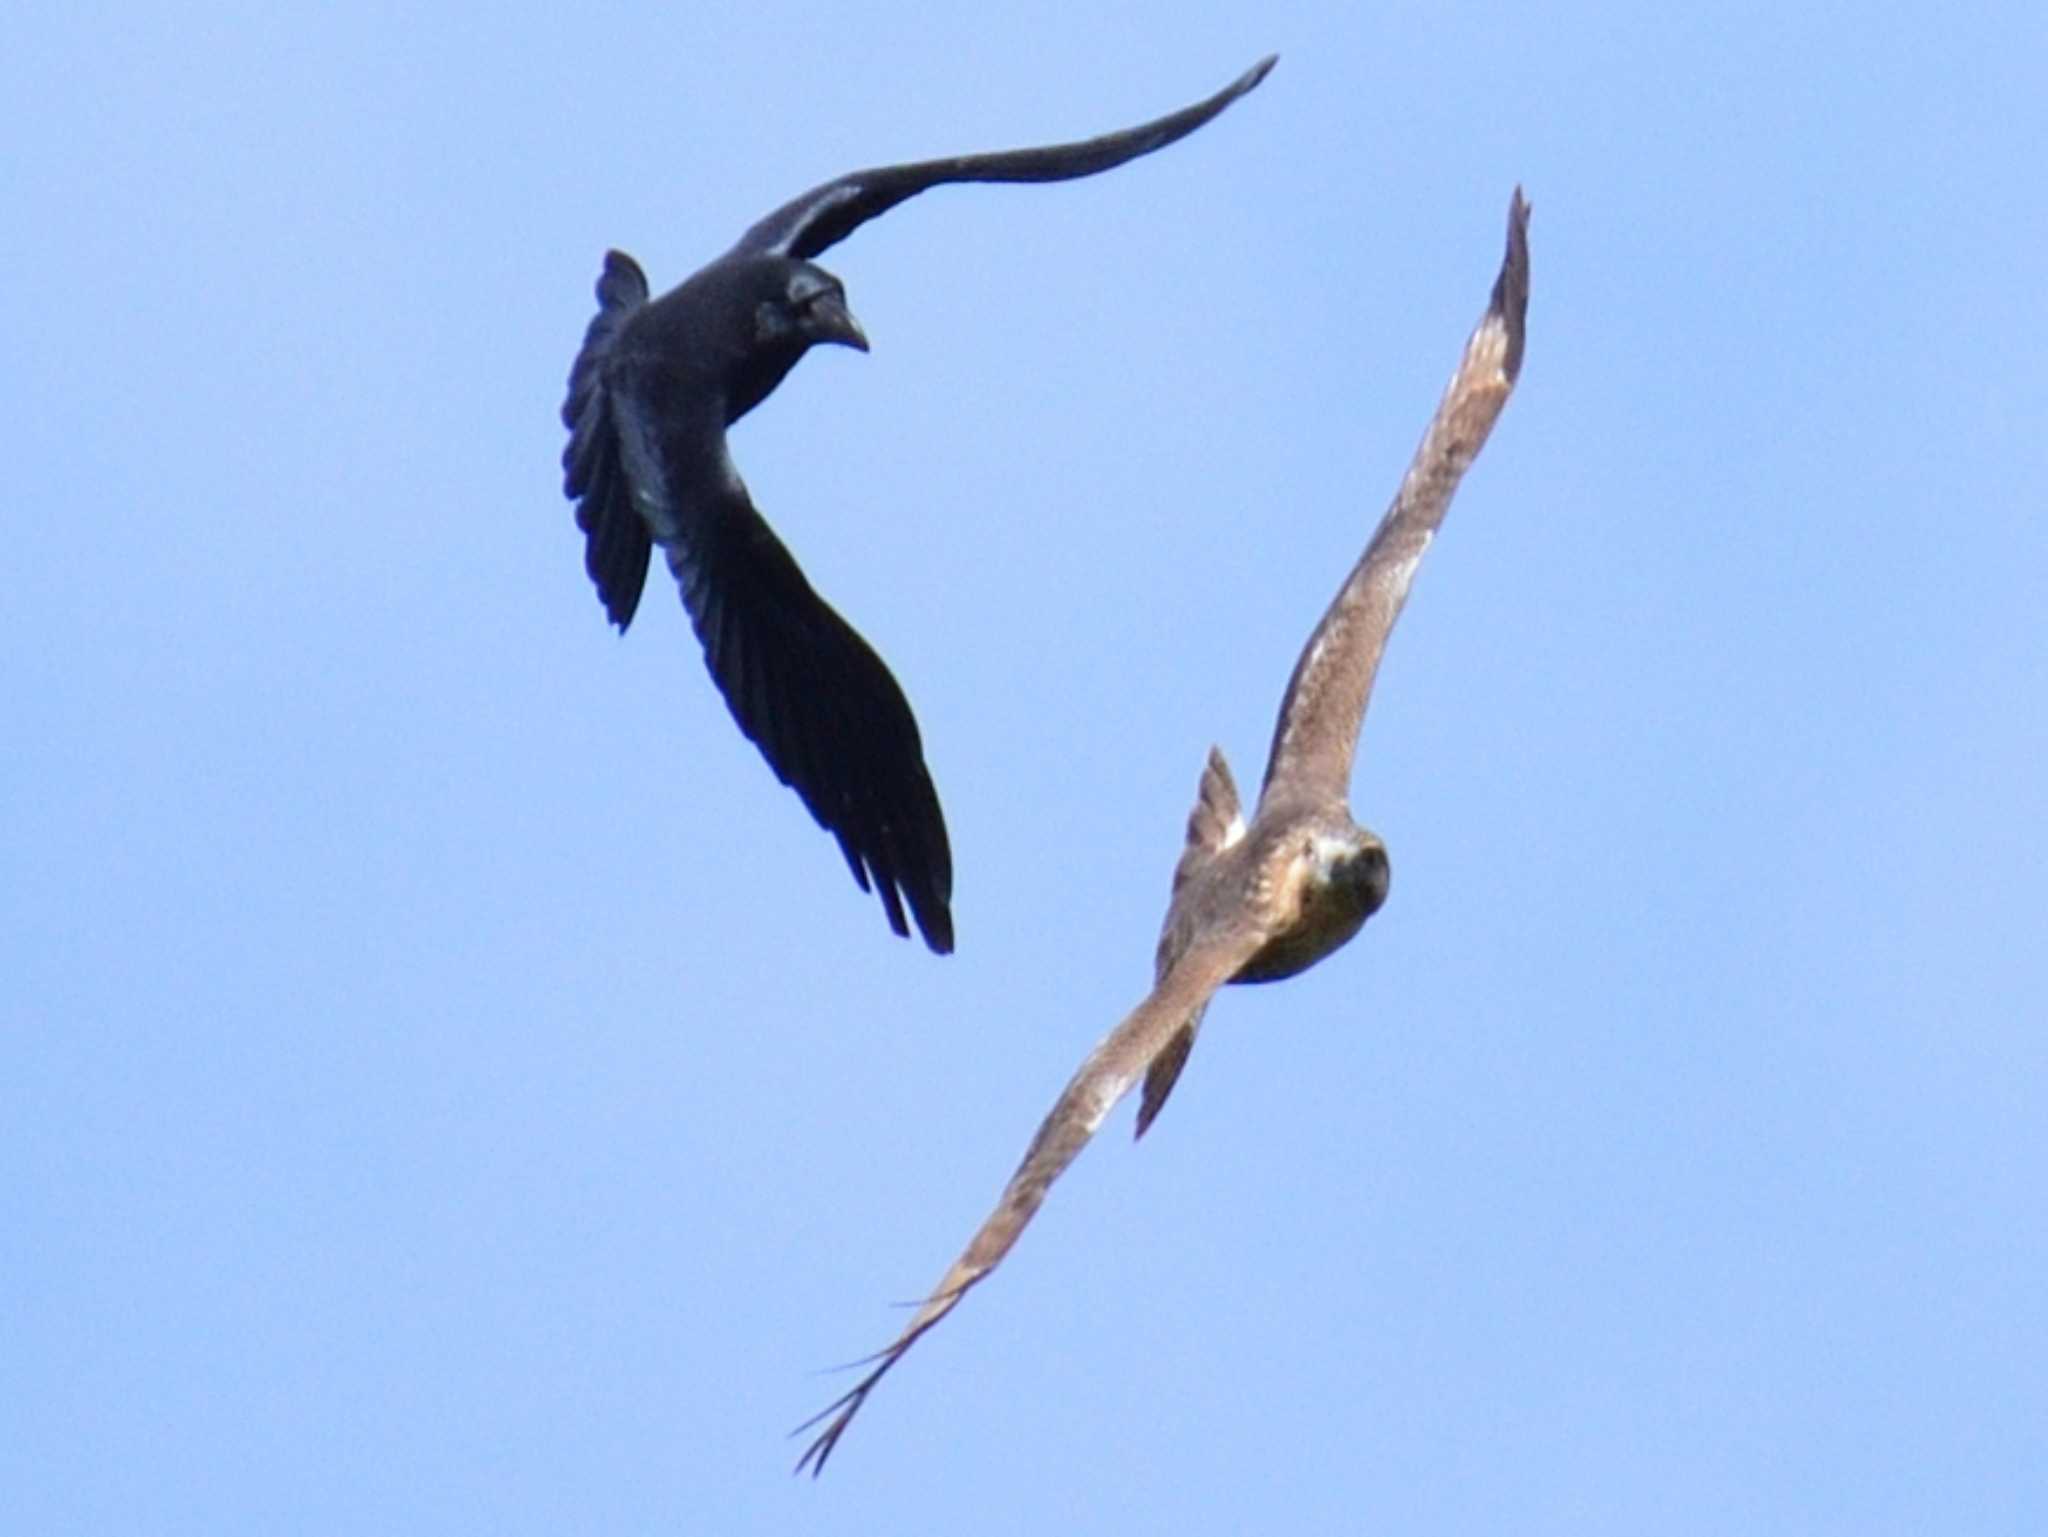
[1241,54,1280,91]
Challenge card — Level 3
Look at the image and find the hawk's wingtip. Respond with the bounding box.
[1491,187,1532,382]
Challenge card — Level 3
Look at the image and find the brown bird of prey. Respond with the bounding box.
[561,57,1276,953]
[796,189,1531,1474]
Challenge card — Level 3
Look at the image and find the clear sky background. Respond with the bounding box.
[6,3,2044,1532]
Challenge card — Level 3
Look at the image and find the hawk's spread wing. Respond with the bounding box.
[1260,190,1530,810]
[794,912,1271,1474]
[733,57,1275,263]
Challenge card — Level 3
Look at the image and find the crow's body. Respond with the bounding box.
[563,58,1276,951]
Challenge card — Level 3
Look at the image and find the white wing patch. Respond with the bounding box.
[764,184,865,258]
[1375,529,1432,611]
[1079,1078,1122,1137]
[610,405,678,545]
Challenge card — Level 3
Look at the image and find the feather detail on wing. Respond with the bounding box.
[562,251,655,630]
[1137,745,1247,1138]
[659,478,955,951]
[1169,746,1245,899]
[735,56,1275,263]
[794,915,1268,1474]
[1259,189,1531,811]
[1134,1012,1209,1142]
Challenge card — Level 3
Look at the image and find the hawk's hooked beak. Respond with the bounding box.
[810,292,869,353]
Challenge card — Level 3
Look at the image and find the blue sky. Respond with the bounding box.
[6,3,2044,1532]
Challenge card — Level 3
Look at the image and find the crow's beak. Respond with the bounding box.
[811,292,869,352]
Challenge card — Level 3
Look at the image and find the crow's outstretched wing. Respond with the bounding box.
[734,56,1275,263]
[605,380,955,951]
[562,250,656,630]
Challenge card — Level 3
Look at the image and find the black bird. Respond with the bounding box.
[562,57,1276,953]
